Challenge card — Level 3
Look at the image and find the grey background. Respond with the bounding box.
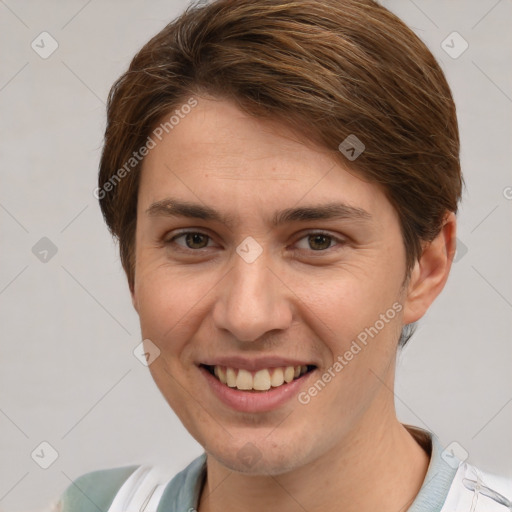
[0,0,511,510]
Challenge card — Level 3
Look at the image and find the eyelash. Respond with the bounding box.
[164,230,346,254]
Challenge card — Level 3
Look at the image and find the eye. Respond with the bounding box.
[294,231,345,252]
[164,230,346,254]
[166,231,214,250]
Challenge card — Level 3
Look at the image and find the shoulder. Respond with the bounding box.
[58,464,141,512]
[55,453,208,512]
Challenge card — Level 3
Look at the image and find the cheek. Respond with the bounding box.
[294,267,404,393]
[134,261,219,351]
[300,265,401,334]
[134,269,185,343]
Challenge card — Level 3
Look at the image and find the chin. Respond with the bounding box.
[205,435,316,476]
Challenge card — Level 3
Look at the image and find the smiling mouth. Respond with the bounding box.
[200,364,317,392]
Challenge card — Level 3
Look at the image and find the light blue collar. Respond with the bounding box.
[407,429,458,512]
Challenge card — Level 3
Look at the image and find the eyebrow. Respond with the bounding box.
[145,198,371,228]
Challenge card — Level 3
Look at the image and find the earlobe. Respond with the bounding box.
[402,212,457,325]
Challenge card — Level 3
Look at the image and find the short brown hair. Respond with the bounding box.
[98,0,462,327]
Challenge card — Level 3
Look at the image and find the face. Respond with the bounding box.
[132,97,412,475]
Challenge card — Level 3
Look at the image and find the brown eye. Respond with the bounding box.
[184,233,209,249]
[308,234,333,251]
[294,232,342,252]
[167,232,212,250]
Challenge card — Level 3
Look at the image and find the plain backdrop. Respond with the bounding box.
[0,1,511,510]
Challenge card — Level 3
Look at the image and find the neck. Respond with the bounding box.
[197,410,430,512]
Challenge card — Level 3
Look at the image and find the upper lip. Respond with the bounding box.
[199,356,317,372]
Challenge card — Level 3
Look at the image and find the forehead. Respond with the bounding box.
[144,98,335,176]
[138,97,392,222]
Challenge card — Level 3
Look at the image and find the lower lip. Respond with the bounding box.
[198,365,316,413]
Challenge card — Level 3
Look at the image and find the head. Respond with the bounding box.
[97,0,461,474]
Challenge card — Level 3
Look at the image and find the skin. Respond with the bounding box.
[131,97,457,512]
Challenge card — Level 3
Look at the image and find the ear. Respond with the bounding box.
[402,212,457,324]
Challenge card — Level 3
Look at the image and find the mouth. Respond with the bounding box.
[199,363,317,393]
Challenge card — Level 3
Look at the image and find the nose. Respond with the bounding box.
[212,246,293,343]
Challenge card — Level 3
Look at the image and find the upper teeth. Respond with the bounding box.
[212,365,308,391]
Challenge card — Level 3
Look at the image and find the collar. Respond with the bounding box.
[405,424,458,512]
